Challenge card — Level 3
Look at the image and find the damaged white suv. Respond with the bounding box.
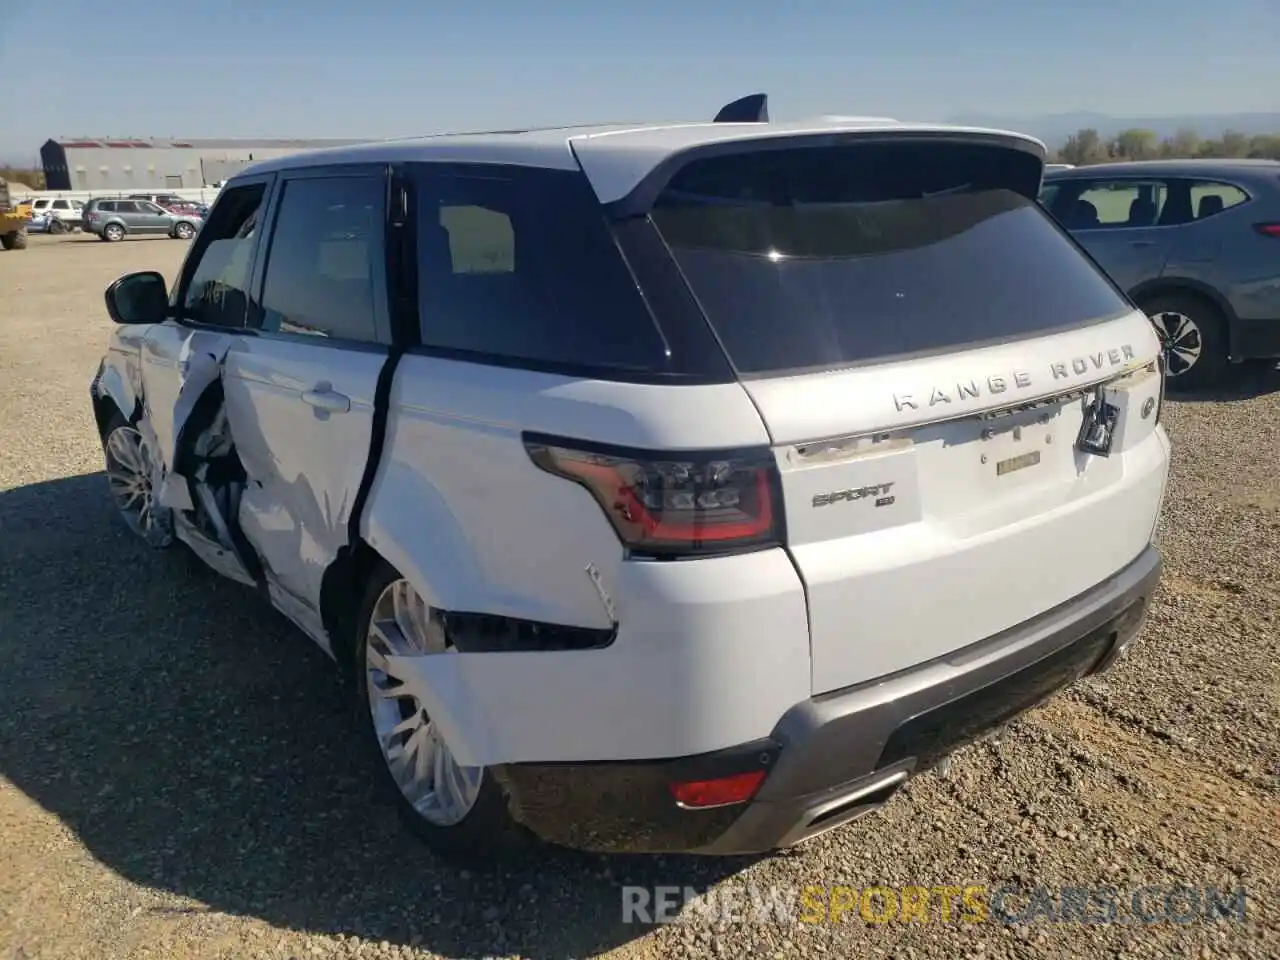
[92,96,1170,860]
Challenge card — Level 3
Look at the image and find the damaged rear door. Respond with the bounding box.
[217,166,393,647]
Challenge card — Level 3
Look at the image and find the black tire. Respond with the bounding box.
[103,223,125,242]
[0,228,26,250]
[48,218,67,235]
[352,560,529,861]
[1141,291,1229,393]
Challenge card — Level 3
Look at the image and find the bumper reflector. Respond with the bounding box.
[669,770,767,809]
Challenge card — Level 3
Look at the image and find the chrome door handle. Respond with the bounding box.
[301,387,351,413]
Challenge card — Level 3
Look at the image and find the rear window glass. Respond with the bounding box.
[649,142,1132,375]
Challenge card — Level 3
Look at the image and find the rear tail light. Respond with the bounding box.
[669,770,767,808]
[1253,222,1280,239]
[523,434,783,557]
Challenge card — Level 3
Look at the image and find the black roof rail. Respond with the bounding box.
[713,94,769,123]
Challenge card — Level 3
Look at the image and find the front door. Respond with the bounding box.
[138,177,273,479]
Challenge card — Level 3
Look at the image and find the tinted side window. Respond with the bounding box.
[99,201,116,212]
[1070,180,1168,228]
[52,199,69,210]
[258,175,384,342]
[1191,180,1249,220]
[181,182,266,329]
[413,167,667,373]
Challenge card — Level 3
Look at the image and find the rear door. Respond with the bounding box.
[640,137,1167,694]
[1048,177,1177,293]
[219,165,392,627]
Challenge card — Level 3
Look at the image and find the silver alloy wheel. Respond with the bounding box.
[104,223,124,241]
[1149,310,1203,378]
[365,578,482,827]
[104,425,172,547]
[175,222,194,240]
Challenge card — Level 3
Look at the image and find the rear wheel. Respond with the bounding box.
[48,218,67,235]
[173,221,195,240]
[353,563,527,860]
[103,223,125,242]
[0,228,26,250]
[1141,291,1228,392]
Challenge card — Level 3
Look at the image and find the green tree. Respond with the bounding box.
[1111,128,1159,160]
[1160,128,1200,158]
[1059,128,1105,166]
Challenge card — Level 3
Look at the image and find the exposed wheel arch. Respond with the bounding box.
[92,390,138,439]
[320,537,389,679]
[1130,278,1237,339]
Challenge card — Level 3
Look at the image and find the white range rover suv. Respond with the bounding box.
[91,97,1170,860]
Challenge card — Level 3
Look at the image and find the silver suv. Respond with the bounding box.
[83,197,202,242]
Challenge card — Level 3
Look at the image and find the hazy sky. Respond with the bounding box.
[2,0,1278,161]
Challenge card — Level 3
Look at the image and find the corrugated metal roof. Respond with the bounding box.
[51,137,367,150]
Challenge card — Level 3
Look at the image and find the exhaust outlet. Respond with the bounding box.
[785,769,910,846]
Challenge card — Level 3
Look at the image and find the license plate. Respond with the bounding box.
[996,450,1041,476]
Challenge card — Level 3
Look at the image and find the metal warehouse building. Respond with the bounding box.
[40,137,366,191]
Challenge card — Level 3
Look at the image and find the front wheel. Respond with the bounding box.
[0,228,26,250]
[353,564,527,860]
[1142,292,1229,393]
[102,413,174,548]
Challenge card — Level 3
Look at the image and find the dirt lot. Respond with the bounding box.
[1,234,1277,960]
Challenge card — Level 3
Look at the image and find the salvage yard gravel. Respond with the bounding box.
[1,235,1277,959]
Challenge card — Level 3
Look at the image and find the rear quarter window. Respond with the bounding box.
[1190,181,1249,220]
[647,141,1132,375]
[411,166,670,376]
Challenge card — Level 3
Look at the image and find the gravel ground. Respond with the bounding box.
[1,234,1277,960]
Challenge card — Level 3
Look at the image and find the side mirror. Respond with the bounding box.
[104,271,169,325]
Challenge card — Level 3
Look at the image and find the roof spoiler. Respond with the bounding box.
[713,93,769,124]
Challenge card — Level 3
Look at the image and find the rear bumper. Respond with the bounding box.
[495,544,1161,855]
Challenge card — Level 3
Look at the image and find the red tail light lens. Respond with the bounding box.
[669,770,767,808]
[523,434,782,557]
[1253,223,1280,239]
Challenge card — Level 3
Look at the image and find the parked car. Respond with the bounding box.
[26,210,55,234]
[82,197,202,242]
[1041,160,1280,390]
[127,192,190,209]
[27,197,84,231]
[91,98,1169,860]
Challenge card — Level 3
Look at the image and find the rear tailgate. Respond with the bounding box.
[637,132,1169,695]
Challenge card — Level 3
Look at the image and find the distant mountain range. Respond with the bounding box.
[942,111,1280,146]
